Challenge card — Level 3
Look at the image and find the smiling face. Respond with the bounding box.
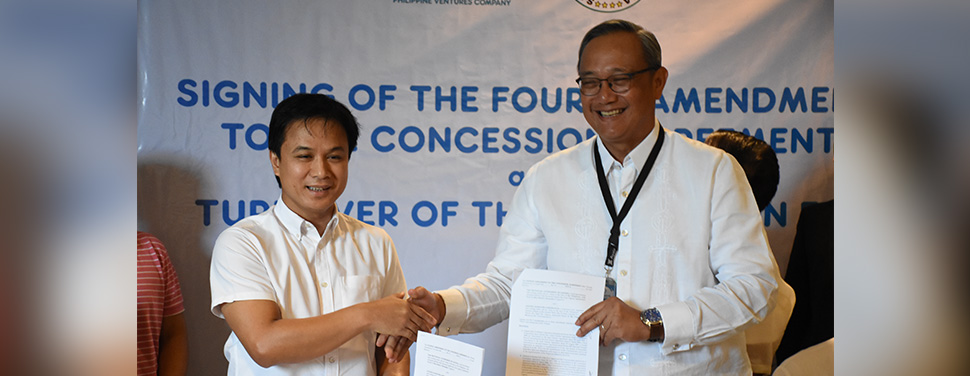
[270,117,349,229]
[579,31,668,161]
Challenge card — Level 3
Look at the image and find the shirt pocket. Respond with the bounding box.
[337,275,380,307]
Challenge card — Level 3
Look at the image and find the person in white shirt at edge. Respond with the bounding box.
[386,19,780,375]
[209,94,436,375]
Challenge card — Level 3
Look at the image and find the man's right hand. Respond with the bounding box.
[407,286,445,325]
[378,287,445,362]
[365,292,436,342]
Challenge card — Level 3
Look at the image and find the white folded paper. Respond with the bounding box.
[413,331,484,376]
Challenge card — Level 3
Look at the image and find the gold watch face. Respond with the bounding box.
[642,308,662,325]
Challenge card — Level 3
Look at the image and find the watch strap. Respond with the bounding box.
[640,308,664,342]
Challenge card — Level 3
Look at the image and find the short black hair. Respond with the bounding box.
[268,93,360,187]
[705,130,780,212]
[578,19,662,72]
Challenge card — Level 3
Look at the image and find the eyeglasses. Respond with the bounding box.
[575,67,659,96]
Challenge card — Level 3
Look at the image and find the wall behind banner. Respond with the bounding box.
[137,1,832,374]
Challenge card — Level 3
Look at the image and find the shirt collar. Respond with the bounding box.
[273,197,341,241]
[595,118,661,173]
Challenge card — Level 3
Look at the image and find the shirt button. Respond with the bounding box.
[329,357,336,363]
[620,270,628,276]
[618,354,627,361]
[621,191,629,198]
[321,282,328,288]
[621,230,629,237]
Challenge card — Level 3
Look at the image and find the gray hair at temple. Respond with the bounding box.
[577,19,662,72]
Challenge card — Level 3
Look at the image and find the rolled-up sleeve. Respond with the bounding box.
[209,228,276,318]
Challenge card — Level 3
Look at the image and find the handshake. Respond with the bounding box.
[371,286,444,363]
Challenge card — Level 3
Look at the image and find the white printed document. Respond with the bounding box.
[506,269,604,376]
[413,331,484,376]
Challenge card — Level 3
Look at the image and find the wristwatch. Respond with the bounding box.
[640,308,664,342]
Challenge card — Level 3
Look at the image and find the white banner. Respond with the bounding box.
[137,1,832,374]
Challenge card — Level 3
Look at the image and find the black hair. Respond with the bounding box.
[268,93,360,187]
[705,130,780,212]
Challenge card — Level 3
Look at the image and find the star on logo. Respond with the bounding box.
[575,0,641,13]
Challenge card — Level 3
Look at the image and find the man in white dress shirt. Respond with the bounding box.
[210,94,436,375]
[403,19,780,375]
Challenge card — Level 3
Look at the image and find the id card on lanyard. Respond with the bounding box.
[594,125,665,300]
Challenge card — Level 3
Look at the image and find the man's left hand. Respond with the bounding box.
[575,297,651,345]
[377,334,412,363]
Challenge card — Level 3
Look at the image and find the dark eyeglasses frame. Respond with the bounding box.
[575,66,660,96]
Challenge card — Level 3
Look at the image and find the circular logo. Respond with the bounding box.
[575,0,641,13]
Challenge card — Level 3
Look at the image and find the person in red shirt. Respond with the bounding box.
[137,232,188,376]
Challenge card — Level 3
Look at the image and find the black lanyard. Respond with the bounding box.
[593,125,665,273]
